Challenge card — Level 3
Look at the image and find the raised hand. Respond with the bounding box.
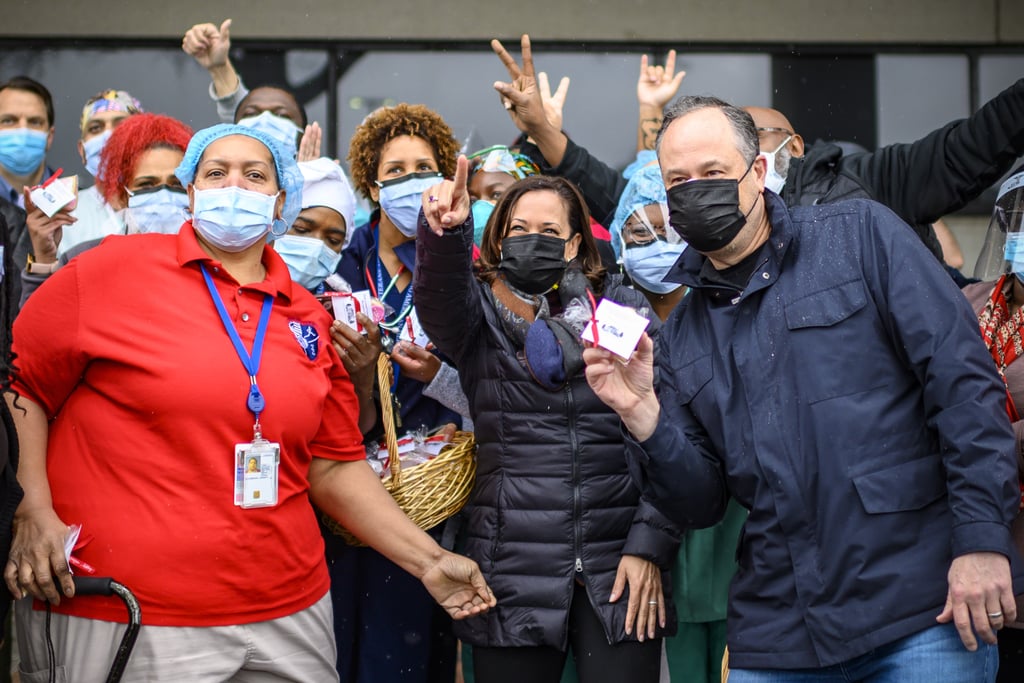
[422,155,471,236]
[182,19,233,70]
[491,35,552,138]
[582,332,660,441]
[23,187,74,265]
[636,50,685,110]
[297,122,323,163]
[538,71,571,131]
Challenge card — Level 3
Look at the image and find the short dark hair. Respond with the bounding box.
[234,85,308,128]
[0,76,54,128]
[656,95,758,164]
[477,175,606,294]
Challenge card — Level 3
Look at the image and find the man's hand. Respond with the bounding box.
[422,155,470,236]
[5,504,74,605]
[636,50,685,110]
[23,188,73,264]
[583,332,660,440]
[420,550,496,620]
[936,551,1016,650]
[182,19,233,71]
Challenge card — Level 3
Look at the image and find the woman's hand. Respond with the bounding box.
[636,50,685,110]
[24,188,74,265]
[5,504,74,604]
[537,71,571,132]
[420,550,496,620]
[422,155,470,236]
[331,314,383,390]
[297,122,323,162]
[391,341,441,384]
[610,554,665,641]
[491,35,553,138]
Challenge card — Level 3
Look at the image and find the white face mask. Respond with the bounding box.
[274,234,342,290]
[761,136,793,195]
[125,186,190,234]
[192,186,279,252]
[83,129,112,179]
[237,111,302,159]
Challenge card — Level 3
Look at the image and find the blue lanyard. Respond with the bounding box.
[200,264,274,426]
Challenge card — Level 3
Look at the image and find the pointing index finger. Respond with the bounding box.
[452,155,470,202]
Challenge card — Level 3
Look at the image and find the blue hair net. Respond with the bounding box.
[609,162,667,261]
[175,123,303,232]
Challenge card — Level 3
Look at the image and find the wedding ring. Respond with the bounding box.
[648,601,658,606]
[989,611,1004,619]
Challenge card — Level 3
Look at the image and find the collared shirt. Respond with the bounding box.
[12,223,364,627]
[636,193,1021,668]
[0,165,54,209]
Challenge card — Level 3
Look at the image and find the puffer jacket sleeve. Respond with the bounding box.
[621,496,682,568]
[840,78,1024,225]
[413,210,483,365]
[519,136,627,227]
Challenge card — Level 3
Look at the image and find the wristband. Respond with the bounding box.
[26,254,58,275]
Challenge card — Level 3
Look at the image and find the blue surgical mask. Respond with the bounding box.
[237,111,302,159]
[0,128,48,177]
[471,199,495,246]
[1005,233,1024,276]
[274,234,342,290]
[83,129,112,179]
[125,185,189,235]
[192,186,279,252]
[377,172,443,237]
[622,240,687,294]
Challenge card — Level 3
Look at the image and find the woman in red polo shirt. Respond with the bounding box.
[4,123,492,682]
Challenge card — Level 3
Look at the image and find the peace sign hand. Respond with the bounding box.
[491,35,553,137]
[422,156,471,237]
[637,49,686,110]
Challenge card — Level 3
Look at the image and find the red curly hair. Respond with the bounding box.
[98,113,193,207]
[347,103,458,201]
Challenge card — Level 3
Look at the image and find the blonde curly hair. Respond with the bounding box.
[347,103,458,201]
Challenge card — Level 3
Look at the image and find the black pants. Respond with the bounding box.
[473,582,661,683]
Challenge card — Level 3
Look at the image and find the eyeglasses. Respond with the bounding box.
[756,126,794,138]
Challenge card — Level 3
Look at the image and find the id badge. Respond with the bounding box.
[234,439,280,509]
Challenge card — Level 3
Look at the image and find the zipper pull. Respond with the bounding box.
[575,558,583,573]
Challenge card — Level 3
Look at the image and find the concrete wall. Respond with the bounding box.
[2,0,1020,44]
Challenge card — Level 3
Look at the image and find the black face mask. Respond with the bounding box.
[498,233,568,295]
[667,159,758,253]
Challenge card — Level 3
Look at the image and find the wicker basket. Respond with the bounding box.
[324,353,477,546]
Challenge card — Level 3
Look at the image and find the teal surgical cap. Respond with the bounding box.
[609,162,668,261]
[175,123,303,231]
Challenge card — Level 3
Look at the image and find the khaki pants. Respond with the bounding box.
[15,592,337,682]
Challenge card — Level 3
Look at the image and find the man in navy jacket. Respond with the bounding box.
[584,95,1022,681]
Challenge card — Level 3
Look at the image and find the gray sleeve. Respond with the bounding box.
[210,78,249,124]
[422,361,473,430]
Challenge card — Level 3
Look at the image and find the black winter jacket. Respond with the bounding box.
[521,78,1024,264]
[414,216,679,649]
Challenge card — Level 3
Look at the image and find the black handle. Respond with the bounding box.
[72,576,114,596]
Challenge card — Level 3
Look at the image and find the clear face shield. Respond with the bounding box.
[617,202,680,260]
[973,170,1024,281]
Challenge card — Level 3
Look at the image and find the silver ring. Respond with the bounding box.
[648,601,658,606]
[989,611,1004,619]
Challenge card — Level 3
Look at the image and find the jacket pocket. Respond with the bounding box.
[852,457,946,514]
[784,279,867,330]
[671,353,713,404]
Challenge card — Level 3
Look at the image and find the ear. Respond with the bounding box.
[77,139,86,166]
[564,232,582,262]
[187,183,196,214]
[46,127,55,153]
[789,134,805,158]
[369,182,380,204]
[751,154,768,192]
[274,189,286,221]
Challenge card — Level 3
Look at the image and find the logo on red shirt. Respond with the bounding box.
[288,320,320,361]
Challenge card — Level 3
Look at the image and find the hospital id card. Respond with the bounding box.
[234,439,280,509]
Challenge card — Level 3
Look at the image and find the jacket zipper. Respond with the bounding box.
[567,385,582,575]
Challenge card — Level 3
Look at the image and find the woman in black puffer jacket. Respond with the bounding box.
[414,166,679,683]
